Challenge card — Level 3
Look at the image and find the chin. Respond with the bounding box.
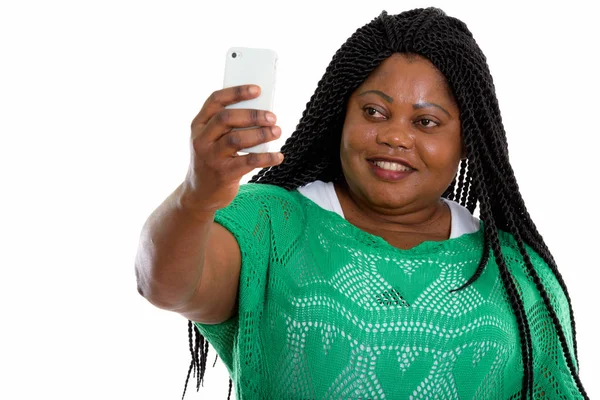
[362,186,414,208]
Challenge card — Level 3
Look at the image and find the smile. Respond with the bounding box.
[370,160,413,172]
[368,160,415,181]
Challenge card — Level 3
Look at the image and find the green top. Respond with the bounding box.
[195,183,580,399]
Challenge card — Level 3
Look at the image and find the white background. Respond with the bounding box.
[1,0,598,399]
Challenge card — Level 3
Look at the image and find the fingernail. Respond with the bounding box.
[266,112,276,123]
[248,85,260,95]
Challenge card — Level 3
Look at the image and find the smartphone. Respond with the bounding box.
[223,47,278,153]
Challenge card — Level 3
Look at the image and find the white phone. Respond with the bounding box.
[223,47,278,153]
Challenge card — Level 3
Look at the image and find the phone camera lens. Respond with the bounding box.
[232,52,237,58]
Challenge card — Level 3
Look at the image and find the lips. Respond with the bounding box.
[366,156,416,170]
[370,160,413,172]
[368,160,414,181]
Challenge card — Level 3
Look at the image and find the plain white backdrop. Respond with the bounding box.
[1,0,598,399]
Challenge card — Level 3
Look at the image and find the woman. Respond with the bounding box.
[135,8,588,399]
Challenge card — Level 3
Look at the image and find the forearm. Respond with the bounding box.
[135,182,216,310]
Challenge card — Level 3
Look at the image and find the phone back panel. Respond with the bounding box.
[223,47,277,112]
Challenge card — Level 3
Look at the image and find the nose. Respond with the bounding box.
[376,125,415,149]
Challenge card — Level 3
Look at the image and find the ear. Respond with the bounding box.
[460,143,467,160]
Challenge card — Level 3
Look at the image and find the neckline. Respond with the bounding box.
[293,189,484,255]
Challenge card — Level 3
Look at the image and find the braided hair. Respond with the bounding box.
[183,8,587,399]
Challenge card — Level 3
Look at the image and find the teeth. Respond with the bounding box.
[373,161,412,172]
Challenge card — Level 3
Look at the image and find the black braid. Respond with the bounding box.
[181,321,195,400]
[455,75,585,396]
[459,163,472,207]
[442,175,456,200]
[181,322,209,399]
[182,7,587,398]
[512,207,580,366]
[468,75,584,392]
[465,51,582,379]
[454,158,468,203]
[478,170,533,398]
[499,159,580,367]
[496,178,588,397]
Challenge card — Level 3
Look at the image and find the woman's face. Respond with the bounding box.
[339,53,463,214]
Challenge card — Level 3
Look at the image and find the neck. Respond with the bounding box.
[334,181,450,236]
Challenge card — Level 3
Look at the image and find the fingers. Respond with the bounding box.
[201,108,277,144]
[213,125,281,156]
[193,85,261,127]
[187,84,284,189]
[226,151,285,177]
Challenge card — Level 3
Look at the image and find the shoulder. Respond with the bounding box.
[495,228,571,312]
[236,182,294,199]
[495,229,577,371]
[496,229,544,273]
[230,183,301,210]
[495,229,567,302]
[218,183,308,225]
[496,229,547,269]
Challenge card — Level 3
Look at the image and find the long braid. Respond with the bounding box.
[181,321,196,400]
[465,57,582,381]
[451,134,533,398]
[512,209,580,366]
[476,139,535,395]
[496,180,588,397]
[442,176,456,200]
[477,168,533,398]
[449,117,488,292]
[502,163,580,367]
[181,323,209,399]
[453,158,468,203]
[464,90,585,397]
[453,74,585,396]
[460,169,472,206]
[471,82,583,381]
[183,7,586,398]
[432,62,534,393]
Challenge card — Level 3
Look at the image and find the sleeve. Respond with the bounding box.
[192,183,286,372]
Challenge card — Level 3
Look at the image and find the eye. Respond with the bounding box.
[362,106,387,120]
[415,118,439,128]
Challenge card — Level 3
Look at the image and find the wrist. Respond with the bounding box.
[177,182,218,221]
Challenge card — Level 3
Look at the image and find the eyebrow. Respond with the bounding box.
[359,90,393,103]
[413,102,451,117]
[359,90,452,118]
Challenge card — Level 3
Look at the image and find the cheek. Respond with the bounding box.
[419,136,462,171]
[341,125,377,159]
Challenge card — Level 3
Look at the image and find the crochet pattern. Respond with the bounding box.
[195,184,581,399]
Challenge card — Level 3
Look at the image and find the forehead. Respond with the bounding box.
[358,53,450,96]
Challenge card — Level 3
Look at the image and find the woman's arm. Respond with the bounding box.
[135,182,242,323]
[135,84,283,323]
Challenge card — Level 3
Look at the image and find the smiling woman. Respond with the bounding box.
[337,54,464,250]
[135,7,590,400]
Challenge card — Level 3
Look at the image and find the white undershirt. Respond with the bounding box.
[297,180,480,238]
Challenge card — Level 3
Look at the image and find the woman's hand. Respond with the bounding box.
[182,85,284,213]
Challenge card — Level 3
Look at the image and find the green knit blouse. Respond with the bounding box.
[195,183,580,399]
